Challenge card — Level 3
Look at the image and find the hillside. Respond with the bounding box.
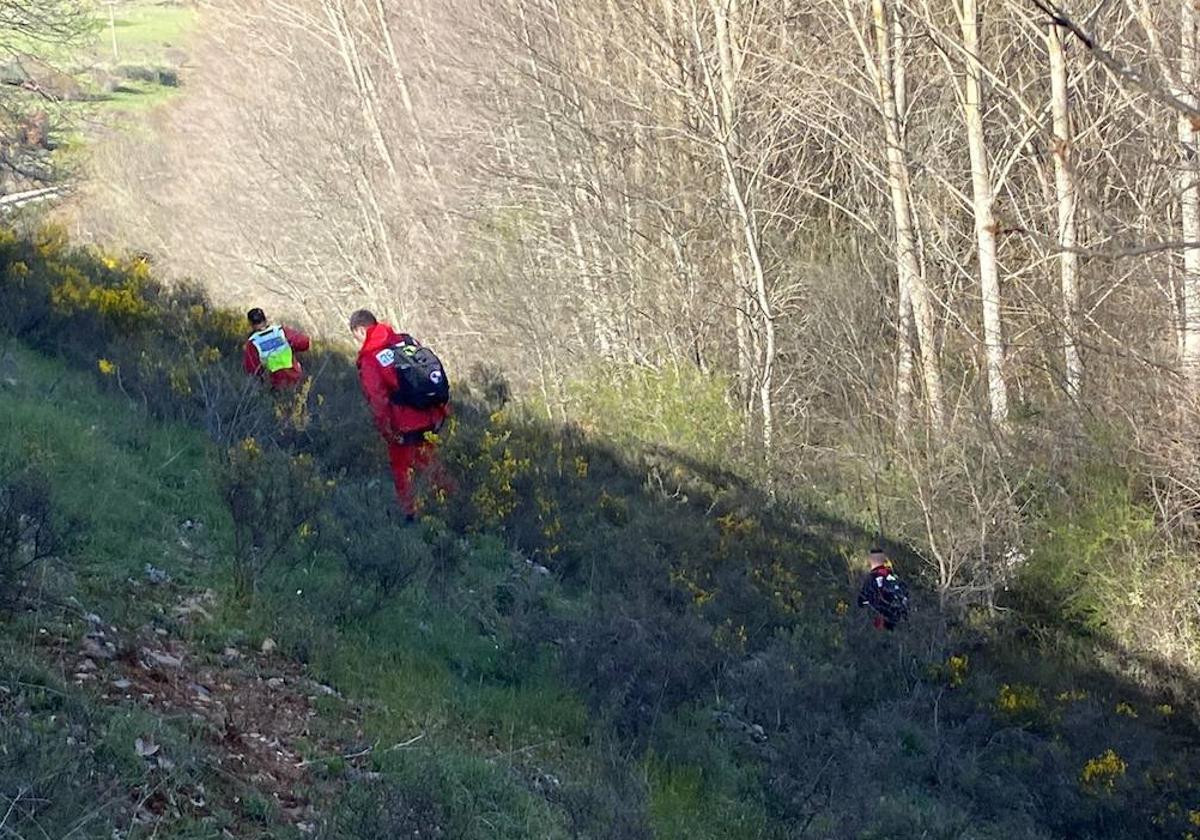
[3,229,1200,838]
[0,0,194,198]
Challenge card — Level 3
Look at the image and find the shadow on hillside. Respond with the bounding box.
[6,232,1200,837]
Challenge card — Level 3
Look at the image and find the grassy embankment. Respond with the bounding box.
[4,227,1200,838]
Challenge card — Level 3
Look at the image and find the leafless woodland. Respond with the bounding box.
[72,0,1200,634]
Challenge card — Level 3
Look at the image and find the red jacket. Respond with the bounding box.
[243,325,311,389]
[356,322,450,440]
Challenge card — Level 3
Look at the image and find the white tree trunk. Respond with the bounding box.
[961,0,1009,425]
[868,0,945,430]
[1048,23,1083,399]
[701,0,777,455]
[1180,0,1200,387]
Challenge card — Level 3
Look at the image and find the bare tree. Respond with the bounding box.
[1048,19,1083,398]
[960,0,1010,425]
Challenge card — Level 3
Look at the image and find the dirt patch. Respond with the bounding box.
[36,589,370,834]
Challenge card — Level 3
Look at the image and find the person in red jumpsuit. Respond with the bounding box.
[242,307,311,390]
[350,309,452,520]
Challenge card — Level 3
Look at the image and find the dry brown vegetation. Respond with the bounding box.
[72,0,1200,679]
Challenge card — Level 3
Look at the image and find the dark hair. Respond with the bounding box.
[349,309,378,331]
[247,307,266,326]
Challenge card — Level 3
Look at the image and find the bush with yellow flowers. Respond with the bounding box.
[1079,749,1127,795]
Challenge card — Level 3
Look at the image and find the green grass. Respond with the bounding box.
[3,1,195,77]
[0,0,201,160]
[0,340,637,838]
[77,1,197,121]
[105,2,197,59]
[10,231,1200,838]
[0,343,226,621]
[646,757,771,840]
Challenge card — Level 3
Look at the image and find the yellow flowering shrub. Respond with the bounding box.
[996,683,1041,717]
[470,420,532,526]
[713,619,748,653]
[751,557,801,615]
[670,566,715,607]
[50,265,155,329]
[1079,749,1126,794]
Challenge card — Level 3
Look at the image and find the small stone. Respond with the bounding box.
[266,677,285,689]
[84,612,103,626]
[143,649,183,669]
[112,678,132,690]
[260,638,277,654]
[144,564,171,584]
[82,638,114,660]
[77,658,97,672]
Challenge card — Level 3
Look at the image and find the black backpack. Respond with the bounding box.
[860,567,911,625]
[387,336,450,409]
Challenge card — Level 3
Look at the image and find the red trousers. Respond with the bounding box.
[387,440,452,516]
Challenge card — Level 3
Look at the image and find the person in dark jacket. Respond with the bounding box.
[350,308,452,519]
[243,307,311,390]
[858,547,910,630]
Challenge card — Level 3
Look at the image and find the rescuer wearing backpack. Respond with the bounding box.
[350,309,453,519]
[243,308,311,390]
[857,547,910,630]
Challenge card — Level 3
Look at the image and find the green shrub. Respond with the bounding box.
[321,778,448,838]
[216,438,326,599]
[322,480,435,596]
[0,466,60,603]
[1016,465,1158,634]
[555,362,741,464]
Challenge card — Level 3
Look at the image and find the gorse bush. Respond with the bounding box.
[1,224,275,445]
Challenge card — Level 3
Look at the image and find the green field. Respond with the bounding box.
[80,1,197,117]
[0,0,199,165]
